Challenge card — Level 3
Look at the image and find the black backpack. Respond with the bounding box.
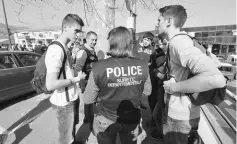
[31,41,68,95]
[166,34,226,106]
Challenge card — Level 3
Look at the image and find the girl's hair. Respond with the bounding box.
[107,26,134,58]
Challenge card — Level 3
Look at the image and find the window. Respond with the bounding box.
[15,54,41,66]
[212,44,221,55]
[228,45,236,53]
[195,32,202,37]
[202,32,208,37]
[0,55,17,69]
[221,45,228,54]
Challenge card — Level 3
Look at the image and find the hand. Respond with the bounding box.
[73,71,86,83]
[163,77,176,94]
[157,72,165,79]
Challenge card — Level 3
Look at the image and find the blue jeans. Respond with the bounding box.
[51,100,79,144]
[93,114,141,144]
[163,116,200,144]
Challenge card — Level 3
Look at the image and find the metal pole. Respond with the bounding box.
[1,0,12,49]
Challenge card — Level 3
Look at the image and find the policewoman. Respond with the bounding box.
[83,26,151,144]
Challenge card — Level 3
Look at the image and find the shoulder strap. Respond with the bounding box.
[169,33,192,42]
[49,41,70,102]
[49,41,67,79]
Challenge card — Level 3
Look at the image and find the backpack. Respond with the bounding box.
[31,41,69,96]
[166,33,226,106]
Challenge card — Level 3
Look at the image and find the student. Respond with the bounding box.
[83,26,152,144]
[136,32,155,64]
[74,31,98,126]
[156,5,226,144]
[149,37,166,140]
[134,33,155,111]
[45,14,86,144]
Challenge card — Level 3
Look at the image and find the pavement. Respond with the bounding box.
[1,87,235,144]
[0,93,162,144]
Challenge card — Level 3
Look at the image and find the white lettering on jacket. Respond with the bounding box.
[106,66,142,78]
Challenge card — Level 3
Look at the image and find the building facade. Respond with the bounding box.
[13,30,61,49]
[183,25,236,58]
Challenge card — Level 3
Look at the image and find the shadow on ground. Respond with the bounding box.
[0,92,37,111]
[2,97,51,144]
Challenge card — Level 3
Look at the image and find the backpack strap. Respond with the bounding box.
[49,41,70,102]
[169,33,192,42]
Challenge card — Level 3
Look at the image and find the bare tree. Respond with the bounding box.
[13,0,160,30]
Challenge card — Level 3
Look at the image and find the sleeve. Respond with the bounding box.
[172,37,221,76]
[45,44,64,73]
[142,73,152,96]
[83,70,100,104]
[74,50,87,72]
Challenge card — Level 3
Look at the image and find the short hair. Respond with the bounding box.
[86,31,97,38]
[159,5,187,28]
[143,32,154,41]
[62,14,84,30]
[106,26,133,58]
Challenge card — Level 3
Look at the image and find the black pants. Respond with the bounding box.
[84,103,94,123]
[148,70,158,112]
[152,85,165,133]
[148,70,165,134]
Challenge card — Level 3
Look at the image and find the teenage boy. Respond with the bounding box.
[74,31,98,126]
[156,5,226,144]
[45,14,86,144]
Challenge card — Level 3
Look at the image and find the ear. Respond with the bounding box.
[166,17,173,27]
[63,26,68,32]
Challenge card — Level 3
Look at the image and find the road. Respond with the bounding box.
[0,92,161,144]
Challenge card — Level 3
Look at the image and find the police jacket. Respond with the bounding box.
[83,57,151,122]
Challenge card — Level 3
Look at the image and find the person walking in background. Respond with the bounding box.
[156,5,226,144]
[82,26,151,144]
[45,14,86,144]
[74,31,98,127]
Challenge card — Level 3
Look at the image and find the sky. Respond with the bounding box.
[0,0,236,33]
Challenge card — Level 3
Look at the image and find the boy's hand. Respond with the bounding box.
[73,71,86,83]
[163,77,176,94]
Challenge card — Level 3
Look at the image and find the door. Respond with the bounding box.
[0,53,29,102]
[14,53,41,83]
